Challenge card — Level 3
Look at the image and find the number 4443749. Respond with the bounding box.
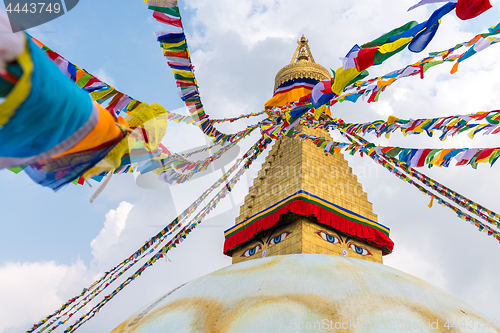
[5,3,62,14]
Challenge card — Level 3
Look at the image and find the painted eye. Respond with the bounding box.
[241,245,261,257]
[348,243,371,256]
[317,231,340,244]
[269,232,291,245]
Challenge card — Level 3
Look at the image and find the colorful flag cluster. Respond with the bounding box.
[146,0,237,144]
[301,108,500,141]
[331,2,457,99]
[371,146,500,169]
[331,23,500,106]
[33,35,256,144]
[342,109,500,140]
[1,34,175,189]
[0,32,136,190]
[369,144,500,241]
[347,133,500,242]
[4,34,263,189]
[295,124,500,169]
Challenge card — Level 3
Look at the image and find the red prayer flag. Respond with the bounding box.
[456,0,492,20]
[45,49,59,61]
[417,149,433,167]
[106,92,124,112]
[475,148,496,162]
[469,113,487,121]
[84,78,101,88]
[354,47,378,72]
[153,11,183,28]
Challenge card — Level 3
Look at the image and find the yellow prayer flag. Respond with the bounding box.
[378,37,413,54]
[162,40,186,49]
[125,102,169,150]
[91,86,115,101]
[171,68,194,78]
[332,66,361,95]
[314,105,325,120]
[387,115,401,125]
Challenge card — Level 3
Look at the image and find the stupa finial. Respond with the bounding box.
[290,34,315,64]
[273,36,329,91]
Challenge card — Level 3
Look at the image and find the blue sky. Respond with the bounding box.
[2,0,500,332]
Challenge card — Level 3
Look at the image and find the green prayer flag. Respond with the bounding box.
[363,21,418,48]
[7,166,25,174]
[148,6,180,17]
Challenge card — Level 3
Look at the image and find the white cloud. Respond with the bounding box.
[0,202,134,332]
[90,201,134,263]
[384,244,448,289]
[0,260,87,333]
[92,68,116,87]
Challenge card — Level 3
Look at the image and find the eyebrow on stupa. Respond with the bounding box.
[266,222,293,243]
[251,239,264,245]
[334,232,344,243]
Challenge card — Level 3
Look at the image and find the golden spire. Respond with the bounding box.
[291,35,316,63]
[273,35,331,91]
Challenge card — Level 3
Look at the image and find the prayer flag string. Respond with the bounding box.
[345,133,500,241]
[28,135,271,333]
[352,133,500,228]
[301,108,500,141]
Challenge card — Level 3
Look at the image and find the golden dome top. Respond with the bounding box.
[273,35,331,92]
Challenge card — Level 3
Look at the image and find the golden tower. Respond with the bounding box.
[223,36,393,265]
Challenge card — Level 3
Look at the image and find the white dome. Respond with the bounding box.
[112,254,498,333]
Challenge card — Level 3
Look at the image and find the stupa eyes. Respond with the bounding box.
[241,245,262,257]
[348,242,371,256]
[317,231,340,244]
[269,232,291,245]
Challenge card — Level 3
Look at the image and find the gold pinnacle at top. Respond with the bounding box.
[291,35,315,63]
[273,35,331,92]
